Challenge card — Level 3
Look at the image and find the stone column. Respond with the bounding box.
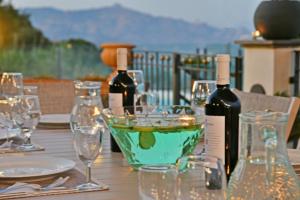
[235,39,300,96]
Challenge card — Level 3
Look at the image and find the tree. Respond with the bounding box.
[62,38,98,51]
[0,1,51,48]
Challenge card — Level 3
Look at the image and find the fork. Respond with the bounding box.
[0,176,70,194]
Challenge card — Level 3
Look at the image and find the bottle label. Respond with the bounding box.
[109,93,123,114]
[205,115,225,164]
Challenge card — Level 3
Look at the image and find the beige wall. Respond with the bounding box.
[274,48,292,95]
[243,47,297,96]
[243,48,275,95]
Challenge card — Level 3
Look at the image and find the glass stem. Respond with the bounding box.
[25,137,31,145]
[5,128,9,143]
[22,128,32,145]
[86,166,91,183]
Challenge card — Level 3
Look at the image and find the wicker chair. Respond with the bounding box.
[232,89,300,142]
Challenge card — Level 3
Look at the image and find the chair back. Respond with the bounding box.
[232,89,300,141]
[24,79,75,114]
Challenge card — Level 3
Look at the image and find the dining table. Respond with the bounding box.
[2,126,300,200]
[9,128,140,200]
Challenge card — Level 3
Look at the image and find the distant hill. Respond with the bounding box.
[23,4,249,49]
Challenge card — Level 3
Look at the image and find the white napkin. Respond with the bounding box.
[0,140,12,149]
[0,176,69,194]
[1,182,38,194]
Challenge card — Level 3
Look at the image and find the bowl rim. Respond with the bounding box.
[102,105,204,118]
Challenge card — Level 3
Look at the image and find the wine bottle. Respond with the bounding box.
[205,54,241,180]
[109,48,136,152]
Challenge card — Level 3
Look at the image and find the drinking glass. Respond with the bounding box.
[176,154,227,200]
[73,125,104,190]
[0,72,24,98]
[191,80,216,114]
[0,98,14,145]
[12,95,41,151]
[138,165,177,200]
[24,86,38,95]
[128,70,145,94]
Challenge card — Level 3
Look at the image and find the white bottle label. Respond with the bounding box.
[205,115,225,164]
[109,93,123,114]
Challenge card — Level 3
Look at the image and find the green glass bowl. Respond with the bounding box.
[102,105,204,169]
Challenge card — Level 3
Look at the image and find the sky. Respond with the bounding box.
[7,0,261,29]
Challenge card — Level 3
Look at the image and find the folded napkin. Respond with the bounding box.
[1,182,43,194]
[0,140,12,149]
[0,176,69,194]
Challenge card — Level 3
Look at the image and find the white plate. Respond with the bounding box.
[0,155,75,178]
[39,114,70,124]
[0,129,17,140]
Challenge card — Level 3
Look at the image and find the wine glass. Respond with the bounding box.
[0,73,24,138]
[138,165,177,200]
[70,96,103,133]
[74,80,101,97]
[136,92,159,106]
[127,70,145,95]
[24,85,38,95]
[176,154,227,200]
[12,95,41,151]
[0,97,14,146]
[0,72,24,98]
[191,80,216,114]
[73,124,104,190]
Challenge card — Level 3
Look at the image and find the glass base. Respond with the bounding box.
[0,140,12,149]
[76,182,100,190]
[17,143,38,151]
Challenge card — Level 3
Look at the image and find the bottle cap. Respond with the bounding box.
[216,54,230,85]
[117,48,128,71]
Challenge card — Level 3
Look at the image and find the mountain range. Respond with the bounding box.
[23,4,249,49]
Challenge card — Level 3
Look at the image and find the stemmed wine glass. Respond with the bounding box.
[73,125,104,190]
[127,70,145,94]
[70,96,103,133]
[135,92,160,114]
[176,154,227,200]
[23,85,38,95]
[71,96,105,190]
[74,80,101,97]
[137,92,159,106]
[0,73,24,139]
[11,95,41,151]
[0,98,14,147]
[0,72,24,98]
[191,80,216,114]
[128,70,145,105]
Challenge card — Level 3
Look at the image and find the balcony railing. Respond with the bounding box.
[132,50,243,105]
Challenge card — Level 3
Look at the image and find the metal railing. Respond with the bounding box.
[292,50,300,96]
[132,49,243,105]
